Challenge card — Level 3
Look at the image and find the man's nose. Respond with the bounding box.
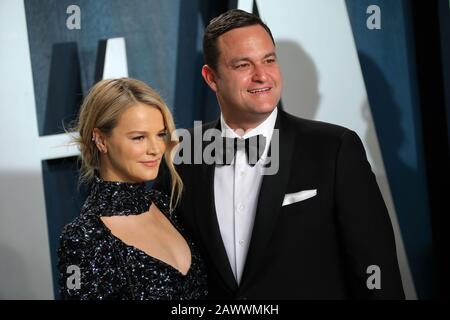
[252,64,268,82]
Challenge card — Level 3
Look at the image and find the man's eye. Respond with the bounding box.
[266,58,276,64]
[132,136,145,141]
[235,63,249,69]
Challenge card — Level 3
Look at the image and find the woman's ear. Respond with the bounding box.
[201,64,218,92]
[92,128,107,154]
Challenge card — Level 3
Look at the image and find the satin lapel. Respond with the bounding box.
[194,120,238,292]
[239,111,295,290]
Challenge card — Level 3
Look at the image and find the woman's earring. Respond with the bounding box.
[92,136,100,145]
[92,135,106,153]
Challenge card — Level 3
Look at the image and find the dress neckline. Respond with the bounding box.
[81,177,192,276]
[82,176,151,217]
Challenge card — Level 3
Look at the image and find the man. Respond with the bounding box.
[156,9,404,299]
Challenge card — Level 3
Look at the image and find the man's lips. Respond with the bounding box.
[247,87,272,94]
[139,160,159,168]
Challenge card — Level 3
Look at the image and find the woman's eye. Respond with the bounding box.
[158,132,168,139]
[132,136,145,141]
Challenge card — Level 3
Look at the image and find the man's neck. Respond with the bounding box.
[221,108,278,138]
[221,112,272,133]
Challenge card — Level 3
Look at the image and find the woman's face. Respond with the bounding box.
[98,103,167,183]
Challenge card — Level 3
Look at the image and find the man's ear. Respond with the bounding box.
[201,65,218,92]
[92,128,107,154]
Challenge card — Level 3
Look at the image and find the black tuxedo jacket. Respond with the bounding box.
[155,110,405,299]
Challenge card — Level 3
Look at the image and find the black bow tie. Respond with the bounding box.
[217,134,267,166]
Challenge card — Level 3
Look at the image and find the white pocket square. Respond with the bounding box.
[282,189,317,206]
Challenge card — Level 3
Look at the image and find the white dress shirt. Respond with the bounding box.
[214,108,278,284]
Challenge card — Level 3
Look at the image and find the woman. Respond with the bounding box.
[58,78,207,299]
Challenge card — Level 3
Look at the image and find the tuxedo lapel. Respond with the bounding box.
[194,120,238,292]
[239,111,295,290]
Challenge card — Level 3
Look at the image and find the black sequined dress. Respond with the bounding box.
[57,177,207,300]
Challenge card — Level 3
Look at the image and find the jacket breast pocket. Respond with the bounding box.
[282,189,317,207]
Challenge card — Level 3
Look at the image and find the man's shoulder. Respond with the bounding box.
[174,120,218,149]
[184,119,218,135]
[280,110,352,141]
[178,111,356,145]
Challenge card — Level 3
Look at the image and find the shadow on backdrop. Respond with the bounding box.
[276,41,320,120]
[358,52,437,298]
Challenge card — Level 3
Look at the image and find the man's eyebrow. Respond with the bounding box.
[229,57,251,65]
[229,52,277,65]
[263,52,277,59]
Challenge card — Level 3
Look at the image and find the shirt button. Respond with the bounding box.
[239,171,245,177]
[239,240,244,246]
[238,204,245,211]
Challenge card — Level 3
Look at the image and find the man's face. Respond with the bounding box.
[205,24,282,126]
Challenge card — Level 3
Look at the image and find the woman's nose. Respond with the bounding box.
[146,136,161,155]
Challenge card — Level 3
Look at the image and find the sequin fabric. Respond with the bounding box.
[57,177,208,300]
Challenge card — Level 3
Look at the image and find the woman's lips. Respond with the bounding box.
[139,160,158,168]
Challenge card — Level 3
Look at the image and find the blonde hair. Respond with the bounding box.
[73,77,182,210]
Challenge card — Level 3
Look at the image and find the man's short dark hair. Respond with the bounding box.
[203,9,275,70]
